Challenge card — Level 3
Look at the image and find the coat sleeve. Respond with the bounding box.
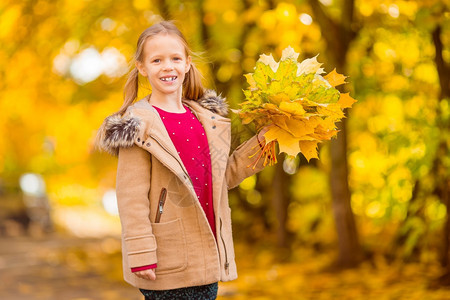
[116,145,157,268]
[225,134,266,189]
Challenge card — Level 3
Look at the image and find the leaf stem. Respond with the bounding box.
[247,140,277,169]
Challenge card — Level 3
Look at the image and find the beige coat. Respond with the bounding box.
[97,90,265,290]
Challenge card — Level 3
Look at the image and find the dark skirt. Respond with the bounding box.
[139,282,218,300]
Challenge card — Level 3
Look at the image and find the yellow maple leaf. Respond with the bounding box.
[269,93,290,105]
[312,74,332,88]
[271,115,314,138]
[324,69,347,87]
[269,80,283,94]
[262,103,279,110]
[262,103,290,117]
[271,115,289,130]
[296,55,324,76]
[299,140,319,161]
[244,73,257,89]
[259,54,279,72]
[311,128,338,140]
[298,136,318,141]
[324,119,337,131]
[279,101,306,116]
[281,46,300,61]
[316,104,345,120]
[338,92,357,108]
[241,115,255,125]
[285,118,315,137]
[263,125,282,143]
[303,116,321,128]
[238,111,258,125]
[264,126,301,157]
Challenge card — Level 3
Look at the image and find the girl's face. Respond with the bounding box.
[136,33,191,97]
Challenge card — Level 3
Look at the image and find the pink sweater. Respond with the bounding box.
[131,104,215,273]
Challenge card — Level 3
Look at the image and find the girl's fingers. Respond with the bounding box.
[135,269,157,281]
[257,125,272,140]
[148,269,156,280]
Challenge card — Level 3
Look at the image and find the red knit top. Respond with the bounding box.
[153,104,216,235]
[131,104,216,273]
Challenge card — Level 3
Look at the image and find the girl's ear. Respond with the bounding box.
[135,61,147,77]
[185,56,192,74]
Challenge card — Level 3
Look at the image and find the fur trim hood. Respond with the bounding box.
[96,90,228,156]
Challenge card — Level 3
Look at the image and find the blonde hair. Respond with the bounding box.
[117,21,204,116]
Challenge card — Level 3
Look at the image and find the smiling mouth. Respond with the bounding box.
[160,76,177,82]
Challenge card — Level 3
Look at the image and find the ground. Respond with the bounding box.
[1,234,450,299]
[0,235,142,300]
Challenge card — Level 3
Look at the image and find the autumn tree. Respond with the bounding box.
[307,0,363,268]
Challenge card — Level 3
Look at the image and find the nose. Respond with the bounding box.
[162,60,174,71]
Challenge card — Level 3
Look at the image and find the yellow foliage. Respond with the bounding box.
[239,47,356,163]
[276,3,297,24]
[290,118,317,137]
[279,101,306,116]
[259,10,277,30]
[280,46,300,61]
[244,73,257,89]
[413,63,439,84]
[264,125,300,157]
[296,55,324,76]
[323,69,347,87]
[338,93,357,109]
[298,140,319,161]
[0,4,22,38]
[239,175,257,191]
[268,93,290,105]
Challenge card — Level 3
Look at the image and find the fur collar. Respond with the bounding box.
[96,89,228,156]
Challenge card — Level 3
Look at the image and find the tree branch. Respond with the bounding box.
[308,0,340,46]
[153,0,171,20]
[432,25,450,100]
[308,0,359,67]
[342,0,355,29]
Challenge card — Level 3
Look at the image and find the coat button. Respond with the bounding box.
[211,116,215,119]
[212,125,216,129]
[146,142,151,147]
[137,137,140,142]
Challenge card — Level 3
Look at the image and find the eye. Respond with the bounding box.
[173,57,182,61]
[152,59,160,63]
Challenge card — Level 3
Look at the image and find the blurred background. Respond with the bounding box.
[0,0,449,299]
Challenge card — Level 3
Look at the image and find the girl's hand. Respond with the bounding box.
[135,268,156,281]
[257,125,271,143]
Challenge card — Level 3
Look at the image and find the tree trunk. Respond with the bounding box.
[329,118,362,267]
[308,0,362,268]
[431,25,450,286]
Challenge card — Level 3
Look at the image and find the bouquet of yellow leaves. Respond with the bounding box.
[237,46,357,168]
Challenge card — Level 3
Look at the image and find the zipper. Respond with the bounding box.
[219,218,230,275]
[148,134,194,187]
[155,188,167,223]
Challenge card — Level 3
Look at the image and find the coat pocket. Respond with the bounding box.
[155,188,167,223]
[151,218,188,275]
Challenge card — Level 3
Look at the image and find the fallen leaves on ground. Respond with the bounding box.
[218,244,450,300]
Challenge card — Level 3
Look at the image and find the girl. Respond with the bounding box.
[96,21,267,299]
